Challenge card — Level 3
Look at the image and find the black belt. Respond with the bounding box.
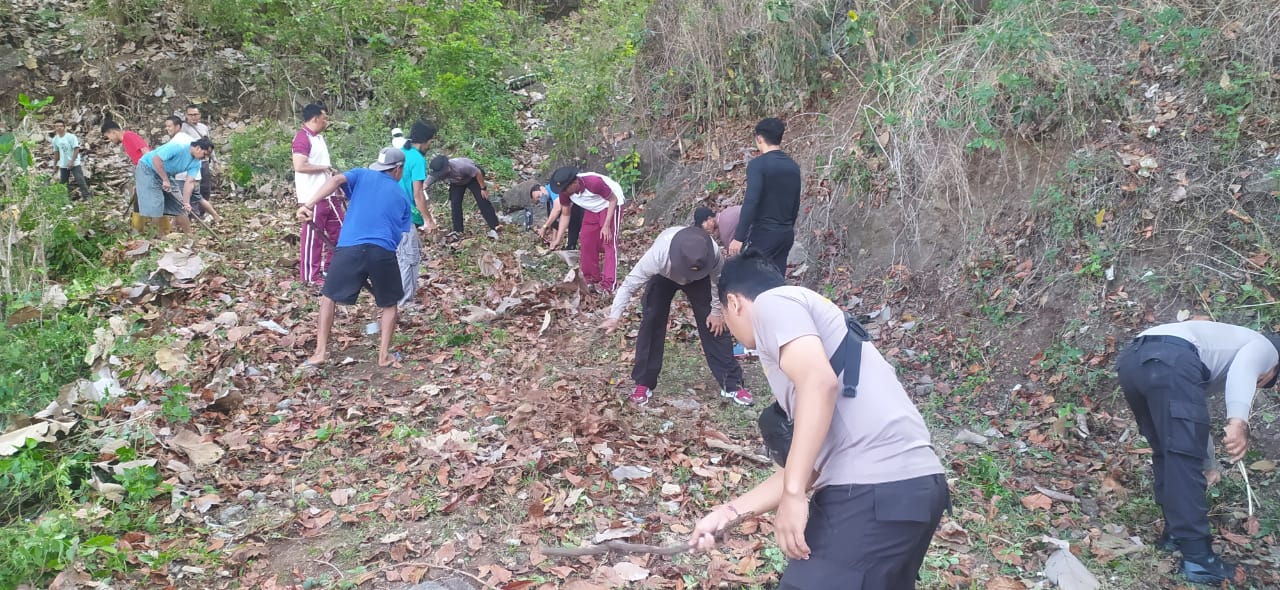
[1133,334,1196,353]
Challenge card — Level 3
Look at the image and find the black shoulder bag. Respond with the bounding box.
[757,312,869,467]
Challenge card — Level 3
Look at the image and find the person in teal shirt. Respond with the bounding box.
[50,120,91,201]
[394,121,436,306]
[136,138,213,233]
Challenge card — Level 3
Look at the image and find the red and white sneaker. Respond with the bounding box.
[629,384,653,405]
[721,387,753,406]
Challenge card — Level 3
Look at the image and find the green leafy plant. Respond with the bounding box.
[605,147,642,196]
[160,385,193,424]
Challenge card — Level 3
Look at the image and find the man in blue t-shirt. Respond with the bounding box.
[136,137,213,233]
[297,147,411,370]
[395,121,437,306]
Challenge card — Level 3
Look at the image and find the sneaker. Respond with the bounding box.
[486,229,499,239]
[722,387,753,405]
[1155,531,1178,553]
[629,384,653,405]
[733,343,748,359]
[1182,553,1241,585]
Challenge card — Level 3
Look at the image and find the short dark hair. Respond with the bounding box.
[101,120,121,133]
[429,155,450,174]
[53,119,66,126]
[302,103,326,122]
[754,117,785,146]
[191,137,214,151]
[185,104,201,113]
[166,115,183,127]
[717,250,786,305]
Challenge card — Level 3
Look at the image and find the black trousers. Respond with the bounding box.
[779,473,949,590]
[546,199,584,249]
[747,226,795,275]
[59,166,91,200]
[448,178,500,233]
[1115,335,1212,543]
[199,160,213,200]
[632,274,742,392]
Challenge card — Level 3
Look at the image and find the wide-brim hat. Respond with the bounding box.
[668,226,715,283]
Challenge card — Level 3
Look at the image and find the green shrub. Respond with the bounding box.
[543,0,649,155]
[227,121,294,187]
[0,308,101,426]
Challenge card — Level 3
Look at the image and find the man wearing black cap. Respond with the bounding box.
[601,225,750,405]
[396,121,438,307]
[1116,320,1280,585]
[541,166,625,292]
[727,118,801,275]
[426,155,501,239]
[297,147,412,370]
[694,205,742,249]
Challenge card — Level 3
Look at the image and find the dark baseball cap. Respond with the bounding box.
[668,226,716,283]
[549,166,580,193]
[693,207,715,226]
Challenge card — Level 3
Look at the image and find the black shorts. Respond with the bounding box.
[779,473,949,590]
[321,244,403,307]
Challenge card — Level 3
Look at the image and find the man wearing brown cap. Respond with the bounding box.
[601,225,750,405]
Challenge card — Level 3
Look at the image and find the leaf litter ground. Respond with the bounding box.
[39,189,1280,590]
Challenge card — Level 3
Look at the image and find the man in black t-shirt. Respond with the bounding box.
[727,118,801,275]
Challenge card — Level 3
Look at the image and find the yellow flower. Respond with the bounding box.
[848,10,859,23]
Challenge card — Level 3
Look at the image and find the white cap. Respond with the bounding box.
[391,127,404,137]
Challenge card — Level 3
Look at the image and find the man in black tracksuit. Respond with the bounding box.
[726,117,801,275]
[1116,321,1280,585]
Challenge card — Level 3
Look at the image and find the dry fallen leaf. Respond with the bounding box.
[171,429,225,467]
[1020,492,1053,511]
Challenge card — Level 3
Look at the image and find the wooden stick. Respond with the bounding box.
[537,512,755,558]
[1033,485,1079,504]
[1237,461,1255,517]
[705,437,772,465]
[368,561,499,590]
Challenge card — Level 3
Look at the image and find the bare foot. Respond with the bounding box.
[304,354,327,367]
[378,352,403,368]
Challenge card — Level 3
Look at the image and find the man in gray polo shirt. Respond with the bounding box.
[687,251,947,589]
[1116,321,1279,585]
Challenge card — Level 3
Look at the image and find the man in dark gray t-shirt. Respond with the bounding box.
[1116,321,1279,585]
[687,251,946,589]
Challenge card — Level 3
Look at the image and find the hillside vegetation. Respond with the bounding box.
[1,0,1279,588]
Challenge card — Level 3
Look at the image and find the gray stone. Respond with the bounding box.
[501,179,543,214]
[787,241,810,266]
[953,430,989,446]
[237,489,255,501]
[300,489,319,502]
[217,505,246,524]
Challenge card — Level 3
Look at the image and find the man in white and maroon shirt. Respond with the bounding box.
[293,103,345,286]
[542,167,625,292]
